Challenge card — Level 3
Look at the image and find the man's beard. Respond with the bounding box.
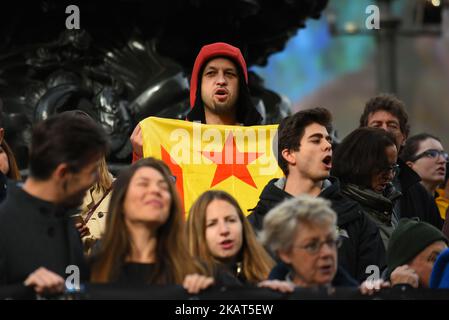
[61,189,88,209]
[207,102,235,115]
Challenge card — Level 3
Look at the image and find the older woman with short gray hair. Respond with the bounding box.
[260,196,342,288]
[261,196,337,254]
[258,196,392,293]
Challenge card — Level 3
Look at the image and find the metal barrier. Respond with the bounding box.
[2,283,449,300]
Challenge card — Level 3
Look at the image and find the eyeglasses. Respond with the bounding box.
[293,238,342,255]
[410,149,449,162]
[381,163,400,177]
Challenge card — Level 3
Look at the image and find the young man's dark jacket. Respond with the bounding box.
[395,158,443,229]
[0,183,88,297]
[247,176,386,283]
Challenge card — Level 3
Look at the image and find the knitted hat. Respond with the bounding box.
[386,218,448,278]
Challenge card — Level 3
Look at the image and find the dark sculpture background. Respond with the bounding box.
[0,0,328,170]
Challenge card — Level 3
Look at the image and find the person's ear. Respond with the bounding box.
[281,149,296,167]
[52,163,71,192]
[399,133,407,148]
[53,163,70,180]
[278,249,292,265]
[405,161,414,169]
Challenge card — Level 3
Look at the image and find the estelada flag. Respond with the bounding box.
[140,117,283,216]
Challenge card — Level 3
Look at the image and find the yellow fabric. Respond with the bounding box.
[140,117,282,215]
[435,188,448,220]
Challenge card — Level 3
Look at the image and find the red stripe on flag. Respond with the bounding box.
[161,146,185,214]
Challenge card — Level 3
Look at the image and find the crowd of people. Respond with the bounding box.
[0,42,448,299]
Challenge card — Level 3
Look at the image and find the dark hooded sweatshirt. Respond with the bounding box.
[247,177,386,283]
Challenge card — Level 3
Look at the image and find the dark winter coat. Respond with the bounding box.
[395,159,443,229]
[247,177,386,282]
[0,183,88,292]
[340,182,401,250]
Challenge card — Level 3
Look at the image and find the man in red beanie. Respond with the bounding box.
[130,42,262,161]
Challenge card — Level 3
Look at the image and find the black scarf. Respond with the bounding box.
[341,183,402,224]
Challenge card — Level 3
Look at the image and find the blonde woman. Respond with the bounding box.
[186,190,275,285]
[79,156,114,254]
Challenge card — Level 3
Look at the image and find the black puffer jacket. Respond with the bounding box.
[247,177,386,282]
[396,159,443,229]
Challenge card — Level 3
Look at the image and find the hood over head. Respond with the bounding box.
[187,42,262,125]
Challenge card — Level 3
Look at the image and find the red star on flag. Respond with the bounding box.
[201,133,263,188]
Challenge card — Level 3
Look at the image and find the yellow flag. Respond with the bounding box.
[140,117,283,215]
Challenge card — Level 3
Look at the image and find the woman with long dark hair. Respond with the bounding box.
[90,158,213,293]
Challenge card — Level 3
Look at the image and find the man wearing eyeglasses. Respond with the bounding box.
[359,94,443,229]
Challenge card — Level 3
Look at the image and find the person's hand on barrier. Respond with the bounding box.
[23,267,65,295]
[130,124,143,158]
[359,279,390,295]
[183,274,215,294]
[257,280,295,293]
[390,265,419,288]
